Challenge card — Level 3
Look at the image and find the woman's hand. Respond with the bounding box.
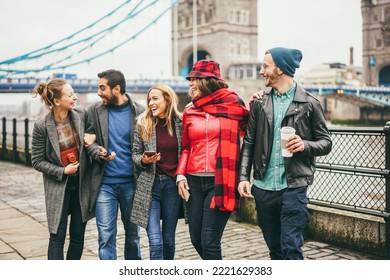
[177,179,190,201]
[84,133,96,147]
[64,161,79,175]
[141,152,161,165]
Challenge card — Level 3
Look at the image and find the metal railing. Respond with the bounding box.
[1,117,390,257]
[1,117,35,165]
[310,125,389,215]
[308,123,390,258]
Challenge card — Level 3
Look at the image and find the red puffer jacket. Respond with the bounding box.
[176,104,220,175]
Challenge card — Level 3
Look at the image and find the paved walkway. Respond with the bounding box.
[0,160,378,260]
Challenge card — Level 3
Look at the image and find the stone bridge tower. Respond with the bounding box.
[362,0,390,86]
[171,0,261,97]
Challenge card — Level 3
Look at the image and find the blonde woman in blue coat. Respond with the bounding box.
[31,78,94,259]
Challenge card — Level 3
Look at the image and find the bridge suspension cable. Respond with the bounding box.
[0,0,179,76]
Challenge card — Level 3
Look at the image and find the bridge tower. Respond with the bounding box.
[362,0,390,86]
[171,0,260,97]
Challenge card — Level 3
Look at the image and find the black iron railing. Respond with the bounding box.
[310,125,389,216]
[0,117,35,165]
[308,123,390,258]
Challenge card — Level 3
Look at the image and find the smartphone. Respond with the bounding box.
[98,152,108,157]
[144,151,157,157]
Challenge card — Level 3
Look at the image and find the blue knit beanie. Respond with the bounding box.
[269,47,303,77]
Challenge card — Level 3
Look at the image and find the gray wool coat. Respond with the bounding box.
[31,106,94,234]
[85,94,145,214]
[130,116,182,228]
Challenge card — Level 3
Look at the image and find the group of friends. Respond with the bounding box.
[31,47,332,261]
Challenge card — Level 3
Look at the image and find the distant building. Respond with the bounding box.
[227,63,261,80]
[362,0,390,86]
[171,0,262,98]
[303,47,362,86]
[303,63,362,86]
[172,0,258,79]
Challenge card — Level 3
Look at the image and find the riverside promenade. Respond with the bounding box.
[0,160,378,260]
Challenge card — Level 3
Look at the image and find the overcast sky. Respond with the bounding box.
[0,0,362,79]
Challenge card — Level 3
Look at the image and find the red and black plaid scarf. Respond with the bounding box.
[193,88,249,212]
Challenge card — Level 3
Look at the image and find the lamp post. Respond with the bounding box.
[172,3,178,76]
[192,0,197,64]
[369,55,376,86]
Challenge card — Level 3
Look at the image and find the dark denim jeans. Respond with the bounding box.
[186,175,231,260]
[252,186,310,260]
[48,186,86,260]
[146,175,181,260]
[95,182,141,260]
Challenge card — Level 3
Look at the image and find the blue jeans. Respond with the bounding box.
[146,175,181,260]
[252,186,310,260]
[48,186,86,260]
[95,182,141,260]
[186,175,231,260]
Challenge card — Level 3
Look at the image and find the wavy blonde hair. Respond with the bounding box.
[137,84,182,141]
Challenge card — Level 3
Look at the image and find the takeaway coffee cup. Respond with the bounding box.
[280,126,296,157]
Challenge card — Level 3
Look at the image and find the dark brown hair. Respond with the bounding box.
[190,77,229,98]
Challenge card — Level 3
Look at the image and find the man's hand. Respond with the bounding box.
[238,181,253,198]
[286,134,305,153]
[98,146,116,161]
[249,90,265,106]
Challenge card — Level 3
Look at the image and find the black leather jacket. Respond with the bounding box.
[239,83,332,188]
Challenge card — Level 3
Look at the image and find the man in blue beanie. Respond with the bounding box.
[238,47,332,259]
[268,47,303,77]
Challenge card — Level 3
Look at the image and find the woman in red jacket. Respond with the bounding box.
[176,60,249,260]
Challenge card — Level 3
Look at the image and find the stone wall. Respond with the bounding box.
[237,197,387,258]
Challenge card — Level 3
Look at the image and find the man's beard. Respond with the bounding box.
[105,92,119,106]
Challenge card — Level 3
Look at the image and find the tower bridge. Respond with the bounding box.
[1,76,390,124]
[0,77,190,94]
[0,0,389,123]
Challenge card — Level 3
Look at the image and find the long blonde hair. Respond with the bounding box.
[137,84,182,141]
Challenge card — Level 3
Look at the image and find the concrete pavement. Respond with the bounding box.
[0,160,378,260]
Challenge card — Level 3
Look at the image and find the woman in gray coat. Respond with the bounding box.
[31,78,94,260]
[131,84,183,260]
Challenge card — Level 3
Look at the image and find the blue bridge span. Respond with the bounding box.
[1,77,390,107]
[0,77,189,95]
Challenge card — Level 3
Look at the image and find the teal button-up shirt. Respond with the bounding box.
[253,82,296,191]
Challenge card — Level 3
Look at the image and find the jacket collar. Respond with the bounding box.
[45,112,61,163]
[292,83,310,103]
[262,82,310,123]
